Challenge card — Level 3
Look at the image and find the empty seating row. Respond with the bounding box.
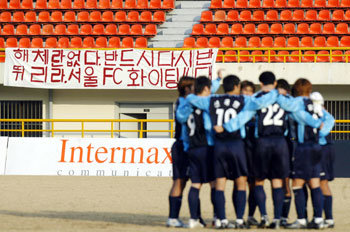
[1,23,157,36]
[191,22,350,35]
[210,0,350,9]
[0,0,175,10]
[0,10,166,23]
[201,9,350,22]
[0,36,148,48]
[183,36,350,48]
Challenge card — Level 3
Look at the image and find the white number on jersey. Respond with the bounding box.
[187,114,196,136]
[261,104,285,126]
[216,108,237,126]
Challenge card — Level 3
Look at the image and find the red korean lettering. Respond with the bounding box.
[51,50,65,67]
[103,67,122,85]
[12,65,24,81]
[104,51,118,66]
[84,50,100,66]
[67,51,81,67]
[51,68,65,83]
[13,49,29,62]
[120,49,134,66]
[31,66,48,83]
[127,68,140,86]
[83,66,98,87]
[32,49,49,64]
[196,49,214,66]
[164,68,177,89]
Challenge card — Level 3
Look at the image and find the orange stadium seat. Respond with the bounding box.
[235,36,247,47]
[340,36,350,47]
[224,51,237,62]
[317,50,329,62]
[243,23,256,34]
[263,0,275,7]
[163,0,175,9]
[257,23,269,34]
[38,11,50,22]
[261,36,273,47]
[29,24,41,35]
[280,10,292,21]
[183,37,195,48]
[332,10,344,21]
[227,10,239,21]
[96,37,108,47]
[102,11,114,21]
[140,11,152,22]
[221,36,234,47]
[112,0,123,8]
[287,36,299,47]
[314,0,326,7]
[301,0,313,7]
[209,37,220,47]
[22,0,33,9]
[314,36,326,47]
[58,37,69,48]
[341,0,350,7]
[323,23,335,34]
[240,10,252,21]
[119,24,131,34]
[137,0,148,8]
[210,0,222,8]
[253,11,264,21]
[327,0,338,7]
[0,0,7,9]
[292,10,304,21]
[301,36,313,47]
[67,24,79,34]
[214,10,226,21]
[249,0,261,8]
[153,11,165,21]
[216,50,224,62]
[266,10,278,21]
[231,23,243,34]
[275,0,287,7]
[61,0,72,9]
[70,37,83,48]
[0,12,11,22]
[310,23,321,34]
[42,24,54,35]
[31,38,44,48]
[73,0,85,9]
[48,0,59,8]
[250,50,263,62]
[127,11,139,21]
[297,23,309,34]
[150,0,161,8]
[77,11,89,22]
[45,37,57,48]
[201,11,213,21]
[105,24,118,34]
[3,24,15,35]
[192,24,204,35]
[86,0,97,8]
[274,36,286,47]
[345,10,350,20]
[196,37,208,48]
[336,23,349,34]
[327,36,339,47]
[83,37,95,48]
[19,38,30,48]
[93,24,105,34]
[238,51,250,62]
[223,0,235,8]
[35,0,47,9]
[81,24,93,35]
[270,23,282,34]
[318,10,330,21]
[64,11,76,22]
[99,0,111,8]
[90,11,102,21]
[131,24,142,34]
[236,0,248,8]
[51,11,63,22]
[9,0,20,9]
[217,23,229,34]
[6,38,18,47]
[248,36,261,47]
[283,23,295,34]
[13,12,25,22]
[24,11,36,22]
[144,24,157,35]
[302,50,315,62]
[109,37,121,48]
[305,10,317,21]
[115,11,127,21]
[54,24,67,35]
[288,0,300,8]
[135,37,148,48]
[16,24,28,35]
[204,24,217,34]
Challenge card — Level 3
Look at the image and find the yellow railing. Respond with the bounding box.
[1,47,350,63]
[0,119,348,138]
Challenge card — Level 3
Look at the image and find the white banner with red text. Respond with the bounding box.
[0,137,175,177]
[4,48,218,89]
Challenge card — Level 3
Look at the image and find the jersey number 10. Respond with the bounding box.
[216,108,237,126]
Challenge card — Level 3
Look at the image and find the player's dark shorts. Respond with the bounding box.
[244,138,255,184]
[187,146,215,184]
[287,139,297,178]
[320,143,335,181]
[171,140,189,180]
[292,142,322,180]
[253,136,290,180]
[214,139,248,180]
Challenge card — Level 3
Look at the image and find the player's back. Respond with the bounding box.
[300,98,321,143]
[186,106,208,149]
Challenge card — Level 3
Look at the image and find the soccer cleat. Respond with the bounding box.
[234,220,248,229]
[166,218,184,228]
[285,219,307,229]
[215,219,235,229]
[199,217,207,227]
[258,215,269,228]
[324,219,335,228]
[280,218,288,227]
[247,216,259,226]
[187,219,205,229]
[308,218,324,229]
[268,219,280,229]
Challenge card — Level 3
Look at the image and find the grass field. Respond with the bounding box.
[0,176,348,232]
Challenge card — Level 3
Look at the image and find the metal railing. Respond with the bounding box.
[0,118,348,139]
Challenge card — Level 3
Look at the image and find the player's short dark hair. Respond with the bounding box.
[259,71,276,85]
[241,80,255,93]
[292,78,312,97]
[177,76,195,97]
[194,76,212,95]
[276,79,290,93]
[223,75,240,93]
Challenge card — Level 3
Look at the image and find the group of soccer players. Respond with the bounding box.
[166,71,335,229]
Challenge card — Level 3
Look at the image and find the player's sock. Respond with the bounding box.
[254,185,267,216]
[303,185,308,219]
[197,199,202,218]
[272,188,284,219]
[324,195,333,220]
[215,190,226,220]
[311,187,323,218]
[211,187,217,218]
[293,188,306,219]
[169,196,182,218]
[233,190,246,219]
[248,189,257,217]
[282,196,291,219]
[188,187,199,219]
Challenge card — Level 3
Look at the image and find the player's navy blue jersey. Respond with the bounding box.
[186,106,208,149]
[174,98,182,140]
[302,98,321,142]
[246,118,256,141]
[255,91,287,137]
[209,95,245,140]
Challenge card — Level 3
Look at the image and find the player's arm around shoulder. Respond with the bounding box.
[175,97,193,124]
[277,94,304,112]
[186,94,211,112]
[291,110,322,128]
[320,109,335,137]
[223,109,255,133]
[244,89,278,111]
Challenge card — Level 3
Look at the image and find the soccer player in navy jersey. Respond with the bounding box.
[310,92,336,229]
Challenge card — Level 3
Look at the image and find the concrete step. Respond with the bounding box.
[161,27,193,35]
[150,41,184,48]
[169,14,200,22]
[159,21,196,28]
[150,35,187,41]
[179,1,211,8]
[167,8,206,15]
